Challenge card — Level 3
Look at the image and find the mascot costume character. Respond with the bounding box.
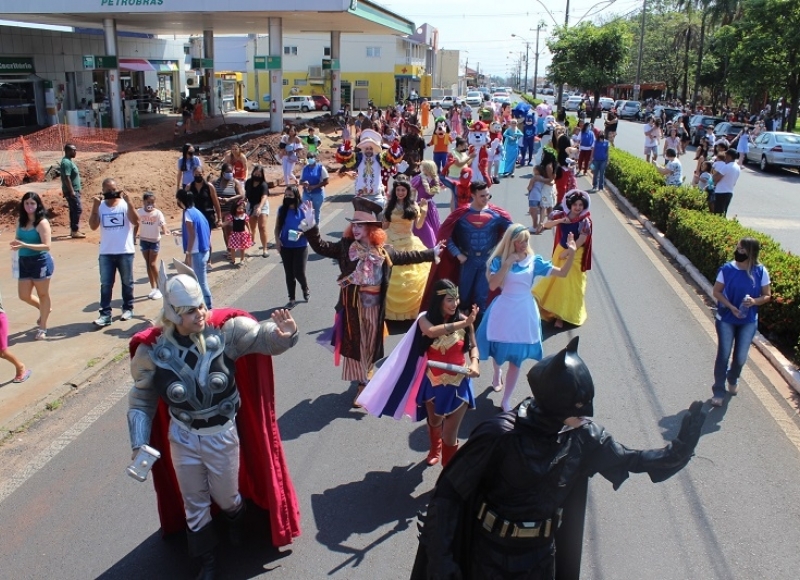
[465,120,492,186]
[429,117,453,174]
[519,112,540,166]
[488,121,504,184]
[410,336,708,580]
[337,128,403,207]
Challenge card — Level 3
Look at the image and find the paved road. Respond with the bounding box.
[602,116,800,255]
[1,151,800,579]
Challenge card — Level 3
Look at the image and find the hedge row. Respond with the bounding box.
[518,94,544,107]
[606,147,800,361]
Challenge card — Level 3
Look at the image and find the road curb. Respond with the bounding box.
[603,179,800,395]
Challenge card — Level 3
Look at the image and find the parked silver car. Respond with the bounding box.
[745,131,800,172]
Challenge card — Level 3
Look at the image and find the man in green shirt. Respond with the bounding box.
[60,143,85,238]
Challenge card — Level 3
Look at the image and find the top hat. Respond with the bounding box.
[346,197,383,225]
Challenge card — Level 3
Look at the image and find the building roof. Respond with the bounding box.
[0,0,415,37]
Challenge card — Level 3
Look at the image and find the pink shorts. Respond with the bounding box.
[0,312,9,351]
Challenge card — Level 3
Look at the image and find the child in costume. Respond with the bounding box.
[487,121,504,184]
[337,129,403,208]
[500,119,523,177]
[357,279,480,467]
[226,199,253,266]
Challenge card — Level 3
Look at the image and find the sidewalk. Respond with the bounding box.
[0,172,355,434]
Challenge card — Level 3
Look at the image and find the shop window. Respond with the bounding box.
[282,79,289,85]
[294,79,308,86]
[324,47,331,56]
[283,46,298,56]
[355,80,369,87]
[366,47,381,58]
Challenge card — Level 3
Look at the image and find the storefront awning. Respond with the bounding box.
[119,58,155,72]
[394,75,420,80]
[150,60,179,72]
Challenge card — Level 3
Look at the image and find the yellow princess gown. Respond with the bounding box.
[385,207,431,320]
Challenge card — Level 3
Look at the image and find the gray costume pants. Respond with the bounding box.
[168,419,243,531]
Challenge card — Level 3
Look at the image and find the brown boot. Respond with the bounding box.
[426,421,443,466]
[441,441,459,467]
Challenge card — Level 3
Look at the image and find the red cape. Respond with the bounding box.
[129,308,301,547]
[422,204,512,306]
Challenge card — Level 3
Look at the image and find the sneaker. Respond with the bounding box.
[70,231,86,239]
[120,310,133,321]
[150,289,162,300]
[588,188,597,193]
[93,315,112,328]
[728,383,739,395]
[147,288,156,299]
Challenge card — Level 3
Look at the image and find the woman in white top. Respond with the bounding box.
[279,127,304,186]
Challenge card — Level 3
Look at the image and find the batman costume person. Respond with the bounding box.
[128,261,300,579]
[410,336,707,580]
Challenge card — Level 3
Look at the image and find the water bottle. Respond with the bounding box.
[11,249,19,279]
[739,295,751,316]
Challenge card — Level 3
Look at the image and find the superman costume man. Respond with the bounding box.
[428,181,511,313]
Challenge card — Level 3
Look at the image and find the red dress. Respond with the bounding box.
[227,214,253,250]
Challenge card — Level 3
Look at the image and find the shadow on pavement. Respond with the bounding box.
[278,389,367,441]
[97,504,293,579]
[311,462,429,574]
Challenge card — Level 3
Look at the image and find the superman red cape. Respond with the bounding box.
[128,308,301,547]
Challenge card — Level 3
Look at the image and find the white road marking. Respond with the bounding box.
[599,191,800,453]
[0,209,342,506]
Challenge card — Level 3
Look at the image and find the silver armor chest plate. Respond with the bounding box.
[151,329,239,427]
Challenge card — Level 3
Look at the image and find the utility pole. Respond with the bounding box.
[252,34,261,111]
[556,0,570,109]
[634,0,647,101]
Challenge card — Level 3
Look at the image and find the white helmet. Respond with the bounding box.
[158,259,204,324]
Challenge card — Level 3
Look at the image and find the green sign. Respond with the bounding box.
[322,59,340,71]
[191,58,214,69]
[0,57,35,74]
[83,55,118,70]
[254,56,267,70]
[267,56,281,70]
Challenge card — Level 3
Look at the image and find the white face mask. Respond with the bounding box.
[223,172,234,180]
[145,204,154,211]
[307,157,317,165]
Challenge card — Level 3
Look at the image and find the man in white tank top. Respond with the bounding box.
[88,178,140,327]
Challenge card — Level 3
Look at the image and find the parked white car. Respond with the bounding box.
[564,96,584,111]
[243,97,259,111]
[283,95,315,112]
[745,131,800,172]
[465,90,483,106]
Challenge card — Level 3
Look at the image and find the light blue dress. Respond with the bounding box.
[501,127,523,176]
[476,254,553,366]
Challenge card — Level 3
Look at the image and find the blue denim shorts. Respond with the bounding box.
[18,252,54,280]
[139,239,161,253]
[528,199,541,208]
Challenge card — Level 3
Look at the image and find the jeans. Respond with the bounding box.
[63,190,82,232]
[592,159,608,189]
[302,191,324,224]
[190,251,213,309]
[279,246,309,300]
[712,318,757,398]
[99,253,134,316]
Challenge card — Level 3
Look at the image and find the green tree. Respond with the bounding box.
[548,21,633,121]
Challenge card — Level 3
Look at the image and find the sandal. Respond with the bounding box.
[35,329,47,341]
[13,369,32,383]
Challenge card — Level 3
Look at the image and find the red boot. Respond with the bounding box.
[426,421,443,466]
[441,441,459,467]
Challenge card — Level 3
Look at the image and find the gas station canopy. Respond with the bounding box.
[0,0,415,36]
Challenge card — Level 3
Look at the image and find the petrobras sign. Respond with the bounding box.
[100,0,164,5]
